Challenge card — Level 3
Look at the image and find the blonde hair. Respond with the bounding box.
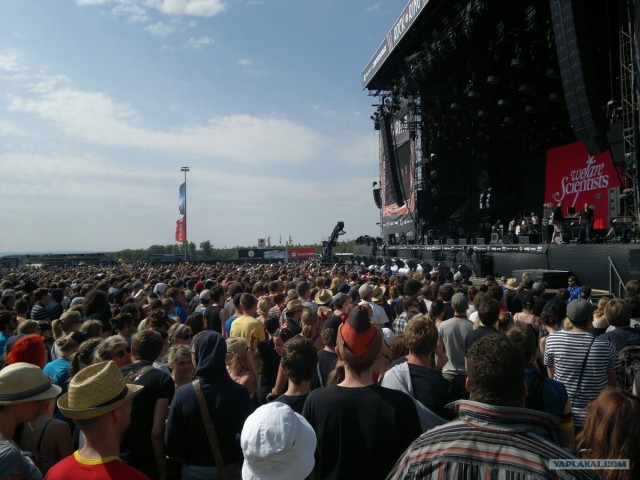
[257,296,273,317]
[168,323,193,344]
[326,359,345,386]
[301,309,319,340]
[51,319,65,339]
[225,337,257,378]
[55,334,80,356]
[167,344,192,368]
[94,336,128,363]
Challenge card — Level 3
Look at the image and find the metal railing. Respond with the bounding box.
[609,256,626,298]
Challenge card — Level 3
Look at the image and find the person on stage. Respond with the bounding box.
[550,200,565,244]
[578,203,594,242]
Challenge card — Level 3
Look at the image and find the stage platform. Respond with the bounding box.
[353,242,640,295]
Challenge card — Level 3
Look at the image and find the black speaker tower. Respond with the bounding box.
[373,188,382,209]
[381,113,405,207]
[550,0,609,155]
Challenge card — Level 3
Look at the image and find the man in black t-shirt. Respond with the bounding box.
[120,329,175,480]
[275,336,317,414]
[579,203,594,242]
[303,306,421,480]
[203,286,228,335]
[465,294,500,352]
[381,315,453,423]
[310,316,341,390]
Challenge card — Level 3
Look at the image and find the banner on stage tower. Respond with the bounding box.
[179,183,186,215]
[545,141,622,230]
[175,217,186,242]
[381,134,415,234]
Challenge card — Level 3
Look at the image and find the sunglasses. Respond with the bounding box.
[113,346,131,358]
[274,327,292,336]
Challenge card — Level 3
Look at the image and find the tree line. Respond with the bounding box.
[110,239,355,262]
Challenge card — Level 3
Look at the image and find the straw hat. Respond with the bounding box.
[504,278,519,290]
[371,286,386,303]
[58,361,143,420]
[314,289,333,306]
[0,362,62,405]
[286,299,304,314]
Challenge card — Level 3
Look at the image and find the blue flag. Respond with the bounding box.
[179,183,186,215]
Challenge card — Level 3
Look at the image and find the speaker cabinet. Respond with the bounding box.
[550,0,609,155]
[373,188,382,209]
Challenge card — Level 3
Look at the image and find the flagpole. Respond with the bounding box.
[181,166,189,261]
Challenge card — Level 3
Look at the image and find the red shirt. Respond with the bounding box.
[45,452,150,480]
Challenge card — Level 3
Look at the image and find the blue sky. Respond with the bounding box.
[0,0,402,253]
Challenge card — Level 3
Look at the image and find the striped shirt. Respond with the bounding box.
[387,400,596,480]
[543,331,618,428]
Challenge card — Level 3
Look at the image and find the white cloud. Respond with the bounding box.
[30,73,73,94]
[144,21,174,36]
[237,58,251,66]
[366,2,382,13]
[0,51,29,74]
[113,3,149,23]
[0,121,21,136]
[186,35,213,49]
[8,88,324,165]
[150,0,226,17]
[76,0,111,5]
[77,0,226,18]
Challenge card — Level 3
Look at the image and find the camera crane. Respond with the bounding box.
[322,221,345,263]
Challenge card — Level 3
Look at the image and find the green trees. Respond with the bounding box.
[110,239,353,262]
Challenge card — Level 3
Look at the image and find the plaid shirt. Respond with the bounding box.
[392,312,410,334]
[387,400,596,480]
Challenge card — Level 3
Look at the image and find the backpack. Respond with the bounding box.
[608,327,640,392]
[617,344,640,392]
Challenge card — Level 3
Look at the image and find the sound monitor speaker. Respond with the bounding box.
[446,239,455,245]
[459,239,467,245]
[381,113,405,207]
[519,236,530,244]
[476,237,485,245]
[550,0,609,155]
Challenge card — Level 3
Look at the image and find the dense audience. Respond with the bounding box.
[0,260,639,479]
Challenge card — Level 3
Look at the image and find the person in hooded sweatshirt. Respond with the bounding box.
[165,330,251,480]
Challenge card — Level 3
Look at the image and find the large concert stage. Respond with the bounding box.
[360,0,639,288]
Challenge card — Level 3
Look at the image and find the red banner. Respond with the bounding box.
[175,217,186,242]
[545,141,621,229]
[288,247,317,259]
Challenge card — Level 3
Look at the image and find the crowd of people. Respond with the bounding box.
[0,260,639,480]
